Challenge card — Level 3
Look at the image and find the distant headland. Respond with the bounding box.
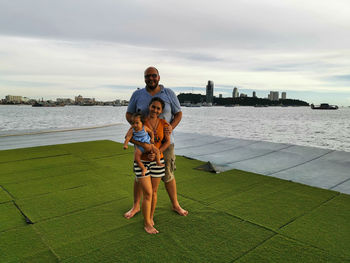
[177,92,309,107]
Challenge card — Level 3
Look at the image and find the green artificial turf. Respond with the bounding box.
[0,187,12,203]
[236,235,349,263]
[1,140,349,262]
[0,202,26,231]
[280,193,350,258]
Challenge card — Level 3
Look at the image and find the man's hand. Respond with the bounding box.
[164,123,172,136]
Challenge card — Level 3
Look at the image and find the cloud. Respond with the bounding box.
[1,1,350,105]
[1,0,350,50]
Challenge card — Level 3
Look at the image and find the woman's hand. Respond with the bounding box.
[147,151,156,161]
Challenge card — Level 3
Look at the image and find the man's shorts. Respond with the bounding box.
[134,158,165,179]
[162,144,176,183]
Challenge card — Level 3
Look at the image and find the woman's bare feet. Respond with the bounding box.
[144,224,159,234]
[124,207,140,219]
[173,205,188,216]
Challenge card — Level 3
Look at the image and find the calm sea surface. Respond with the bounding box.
[1,105,350,152]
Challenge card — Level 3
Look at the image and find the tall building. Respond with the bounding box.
[269,91,279,101]
[233,87,239,98]
[281,92,287,99]
[206,80,214,104]
[5,95,22,103]
[252,91,257,98]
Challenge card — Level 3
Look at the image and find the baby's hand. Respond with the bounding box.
[123,145,128,150]
[150,138,155,144]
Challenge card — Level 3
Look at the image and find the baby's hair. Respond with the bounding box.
[149,97,165,110]
[132,113,145,124]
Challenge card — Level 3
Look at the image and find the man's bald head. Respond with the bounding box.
[144,66,159,76]
[144,67,160,90]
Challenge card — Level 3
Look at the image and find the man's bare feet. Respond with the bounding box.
[144,224,159,234]
[173,205,188,216]
[124,207,140,219]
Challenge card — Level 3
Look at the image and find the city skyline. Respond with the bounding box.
[0,1,350,106]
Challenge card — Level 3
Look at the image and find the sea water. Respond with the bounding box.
[1,105,350,152]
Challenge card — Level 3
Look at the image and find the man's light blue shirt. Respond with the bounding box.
[127,85,182,144]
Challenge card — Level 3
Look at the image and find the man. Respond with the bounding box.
[124,66,188,218]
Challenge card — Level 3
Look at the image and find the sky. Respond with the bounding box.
[0,0,350,106]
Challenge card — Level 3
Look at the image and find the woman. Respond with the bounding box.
[131,97,170,234]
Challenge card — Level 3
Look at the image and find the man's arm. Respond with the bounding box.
[165,111,182,135]
[170,111,182,130]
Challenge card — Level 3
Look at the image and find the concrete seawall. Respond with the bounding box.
[1,124,349,194]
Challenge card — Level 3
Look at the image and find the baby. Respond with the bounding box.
[124,113,164,176]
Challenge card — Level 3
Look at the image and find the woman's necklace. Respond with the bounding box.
[149,118,159,131]
[148,118,160,142]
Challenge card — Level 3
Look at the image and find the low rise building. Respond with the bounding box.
[5,95,22,103]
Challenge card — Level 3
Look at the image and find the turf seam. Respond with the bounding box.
[267,149,335,176]
[32,224,62,262]
[0,200,12,204]
[60,222,143,262]
[178,192,279,234]
[0,164,91,184]
[0,184,15,199]
[2,167,92,187]
[12,200,34,224]
[230,233,278,262]
[33,197,129,223]
[0,153,72,164]
[211,206,278,234]
[278,192,341,230]
[277,233,350,260]
[91,152,133,160]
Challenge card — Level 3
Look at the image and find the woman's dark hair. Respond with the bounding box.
[132,112,145,124]
[149,97,165,110]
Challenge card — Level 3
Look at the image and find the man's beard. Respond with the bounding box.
[146,81,158,90]
[147,85,157,90]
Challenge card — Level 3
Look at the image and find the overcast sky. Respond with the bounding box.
[1,0,350,105]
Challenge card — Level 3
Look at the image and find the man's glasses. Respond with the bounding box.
[144,74,158,79]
